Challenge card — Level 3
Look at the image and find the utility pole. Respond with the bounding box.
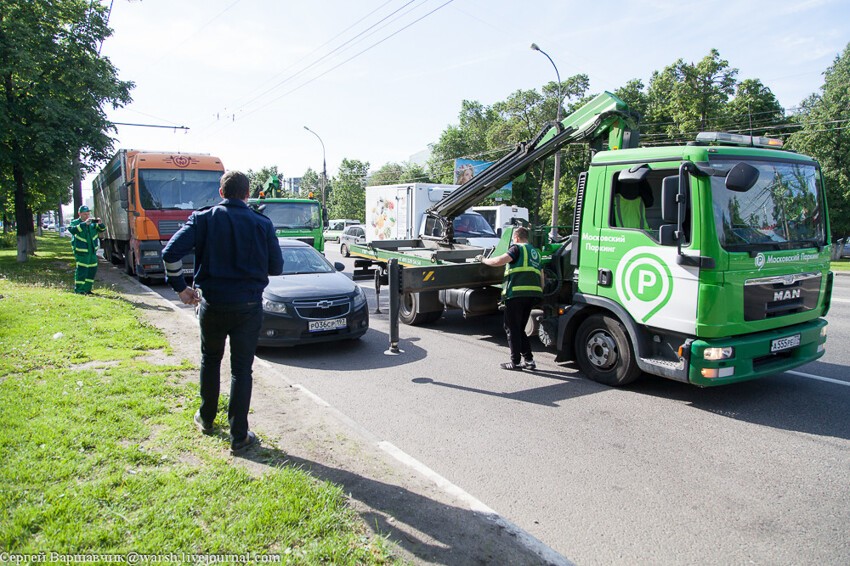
[531,43,563,241]
[304,126,327,206]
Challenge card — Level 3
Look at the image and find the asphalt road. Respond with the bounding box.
[153,247,850,565]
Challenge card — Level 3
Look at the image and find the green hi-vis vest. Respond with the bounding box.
[503,243,543,299]
[614,195,648,229]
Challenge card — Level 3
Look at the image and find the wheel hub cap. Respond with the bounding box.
[586,331,618,370]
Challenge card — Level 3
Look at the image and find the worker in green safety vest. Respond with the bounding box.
[612,181,652,230]
[479,226,544,371]
[68,205,106,294]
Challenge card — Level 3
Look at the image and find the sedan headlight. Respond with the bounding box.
[262,298,288,314]
[352,285,367,309]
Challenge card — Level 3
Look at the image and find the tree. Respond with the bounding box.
[643,49,737,142]
[328,159,369,221]
[299,168,320,199]
[786,42,850,243]
[0,0,133,261]
[724,79,785,136]
[368,161,432,186]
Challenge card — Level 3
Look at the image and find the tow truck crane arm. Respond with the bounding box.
[427,91,640,240]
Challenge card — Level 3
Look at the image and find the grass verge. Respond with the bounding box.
[0,233,398,563]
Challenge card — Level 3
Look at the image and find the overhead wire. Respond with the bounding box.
[211,0,456,128]
[228,0,421,116]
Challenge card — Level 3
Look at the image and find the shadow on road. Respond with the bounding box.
[629,369,850,440]
[236,443,558,565]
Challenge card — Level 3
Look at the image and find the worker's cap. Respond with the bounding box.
[78,205,91,213]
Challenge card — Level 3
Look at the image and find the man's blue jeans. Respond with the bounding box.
[198,301,262,443]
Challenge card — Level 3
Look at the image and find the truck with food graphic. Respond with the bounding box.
[350,91,832,387]
[365,183,499,248]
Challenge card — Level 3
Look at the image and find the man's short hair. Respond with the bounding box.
[514,226,530,241]
[220,171,250,199]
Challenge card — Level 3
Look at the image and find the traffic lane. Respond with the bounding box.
[267,306,850,565]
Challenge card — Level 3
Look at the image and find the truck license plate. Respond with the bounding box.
[771,334,801,352]
[308,318,346,332]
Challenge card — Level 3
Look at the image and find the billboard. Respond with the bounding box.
[454,158,512,200]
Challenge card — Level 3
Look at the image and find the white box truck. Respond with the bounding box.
[472,204,529,235]
[366,183,499,248]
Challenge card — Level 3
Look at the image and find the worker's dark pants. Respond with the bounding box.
[198,301,262,443]
[503,296,538,365]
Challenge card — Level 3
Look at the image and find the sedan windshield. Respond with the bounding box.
[710,158,825,252]
[138,169,222,210]
[281,246,335,275]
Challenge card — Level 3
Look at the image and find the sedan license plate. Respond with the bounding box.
[308,317,347,332]
[771,334,801,352]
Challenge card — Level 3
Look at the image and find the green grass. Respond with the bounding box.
[0,234,398,563]
[830,258,850,271]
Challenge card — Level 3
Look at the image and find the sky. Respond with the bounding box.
[80,0,850,199]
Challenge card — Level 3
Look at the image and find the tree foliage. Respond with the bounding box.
[786,42,850,241]
[328,158,369,221]
[0,0,133,260]
[367,161,432,186]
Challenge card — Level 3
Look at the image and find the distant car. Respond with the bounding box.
[324,219,360,243]
[259,239,369,347]
[339,224,366,257]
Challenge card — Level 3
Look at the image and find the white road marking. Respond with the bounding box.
[830,297,850,303]
[786,370,850,386]
[378,441,575,566]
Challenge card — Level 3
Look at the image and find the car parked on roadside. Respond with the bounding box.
[259,239,369,347]
[324,219,360,243]
[339,224,366,257]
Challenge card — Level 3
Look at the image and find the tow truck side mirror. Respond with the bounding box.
[725,162,759,192]
[661,176,679,224]
[659,224,678,246]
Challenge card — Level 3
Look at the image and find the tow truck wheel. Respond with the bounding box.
[575,314,641,387]
[399,291,438,326]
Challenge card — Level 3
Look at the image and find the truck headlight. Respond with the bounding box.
[703,347,734,361]
[262,298,287,314]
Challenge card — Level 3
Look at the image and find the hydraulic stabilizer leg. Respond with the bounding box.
[385,259,402,355]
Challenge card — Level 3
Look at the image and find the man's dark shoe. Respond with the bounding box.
[522,359,536,370]
[500,361,523,371]
[231,431,258,453]
[194,411,213,435]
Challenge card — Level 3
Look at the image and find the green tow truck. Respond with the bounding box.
[350,91,832,387]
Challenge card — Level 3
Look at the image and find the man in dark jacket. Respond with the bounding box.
[162,171,283,453]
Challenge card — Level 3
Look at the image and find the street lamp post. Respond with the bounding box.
[303,126,327,206]
[530,43,563,241]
